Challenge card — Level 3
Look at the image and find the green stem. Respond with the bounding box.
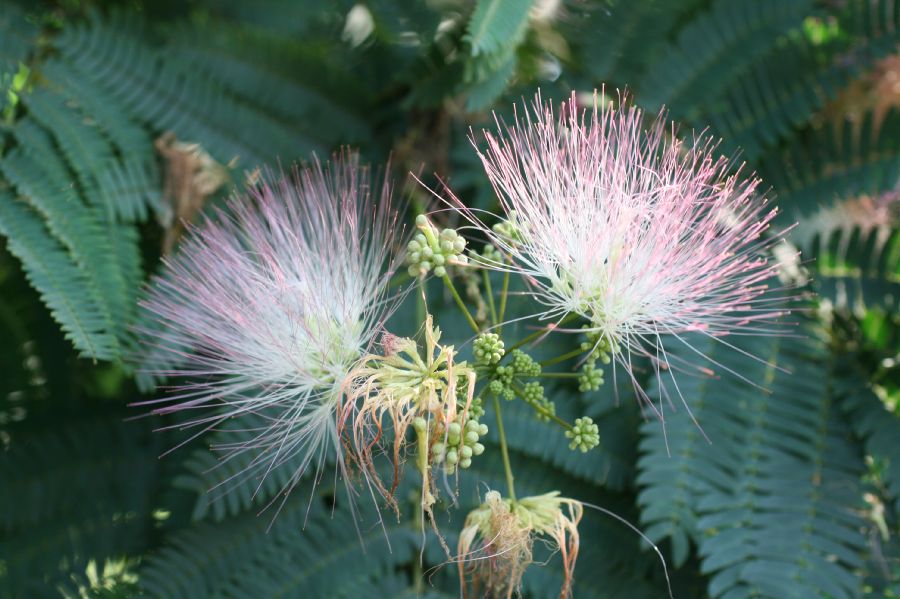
[441,274,480,334]
[540,347,585,368]
[506,327,551,353]
[411,491,425,593]
[536,372,581,379]
[416,277,426,329]
[390,271,413,289]
[491,395,516,502]
[483,269,497,326]
[510,382,574,431]
[506,313,580,353]
[497,270,510,329]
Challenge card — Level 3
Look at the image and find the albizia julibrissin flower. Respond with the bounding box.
[457,490,583,599]
[135,153,403,511]
[449,92,791,409]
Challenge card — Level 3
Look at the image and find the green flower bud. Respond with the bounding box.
[477,423,489,436]
[465,430,479,444]
[460,445,473,459]
[495,365,514,385]
[510,349,541,377]
[468,395,485,419]
[472,442,485,456]
[459,457,472,469]
[473,333,505,366]
[405,217,469,277]
[492,211,521,243]
[578,362,604,392]
[581,325,617,365]
[412,416,427,433]
[445,448,459,465]
[565,416,600,452]
[478,243,502,264]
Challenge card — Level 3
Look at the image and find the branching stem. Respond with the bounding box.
[510,381,574,431]
[506,313,580,353]
[491,395,516,502]
[483,270,497,326]
[441,274,480,333]
[539,347,585,368]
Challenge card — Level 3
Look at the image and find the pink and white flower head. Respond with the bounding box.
[451,91,790,409]
[137,152,403,511]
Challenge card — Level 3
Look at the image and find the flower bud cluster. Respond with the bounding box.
[491,210,522,244]
[471,242,503,266]
[466,391,486,419]
[482,349,556,422]
[565,416,600,452]
[578,326,615,393]
[406,215,468,277]
[520,381,555,423]
[457,490,583,599]
[578,362,603,392]
[509,349,541,377]
[473,332,505,365]
[426,414,488,473]
[489,349,539,398]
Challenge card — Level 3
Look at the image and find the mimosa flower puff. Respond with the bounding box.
[451,92,790,411]
[137,153,404,510]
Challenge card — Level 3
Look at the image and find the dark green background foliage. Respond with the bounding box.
[0,0,898,597]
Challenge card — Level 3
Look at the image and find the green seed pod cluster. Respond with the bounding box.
[431,415,488,472]
[565,417,600,452]
[578,362,604,392]
[473,333,505,366]
[406,215,468,277]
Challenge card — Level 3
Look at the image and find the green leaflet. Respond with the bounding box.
[638,324,869,598]
[466,0,534,57]
[638,0,816,116]
[808,225,900,312]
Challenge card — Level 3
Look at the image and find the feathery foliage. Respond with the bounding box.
[1,1,898,597]
[639,326,869,598]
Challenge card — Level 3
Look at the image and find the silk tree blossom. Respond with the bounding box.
[457,490,583,599]
[136,153,404,512]
[449,92,791,412]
